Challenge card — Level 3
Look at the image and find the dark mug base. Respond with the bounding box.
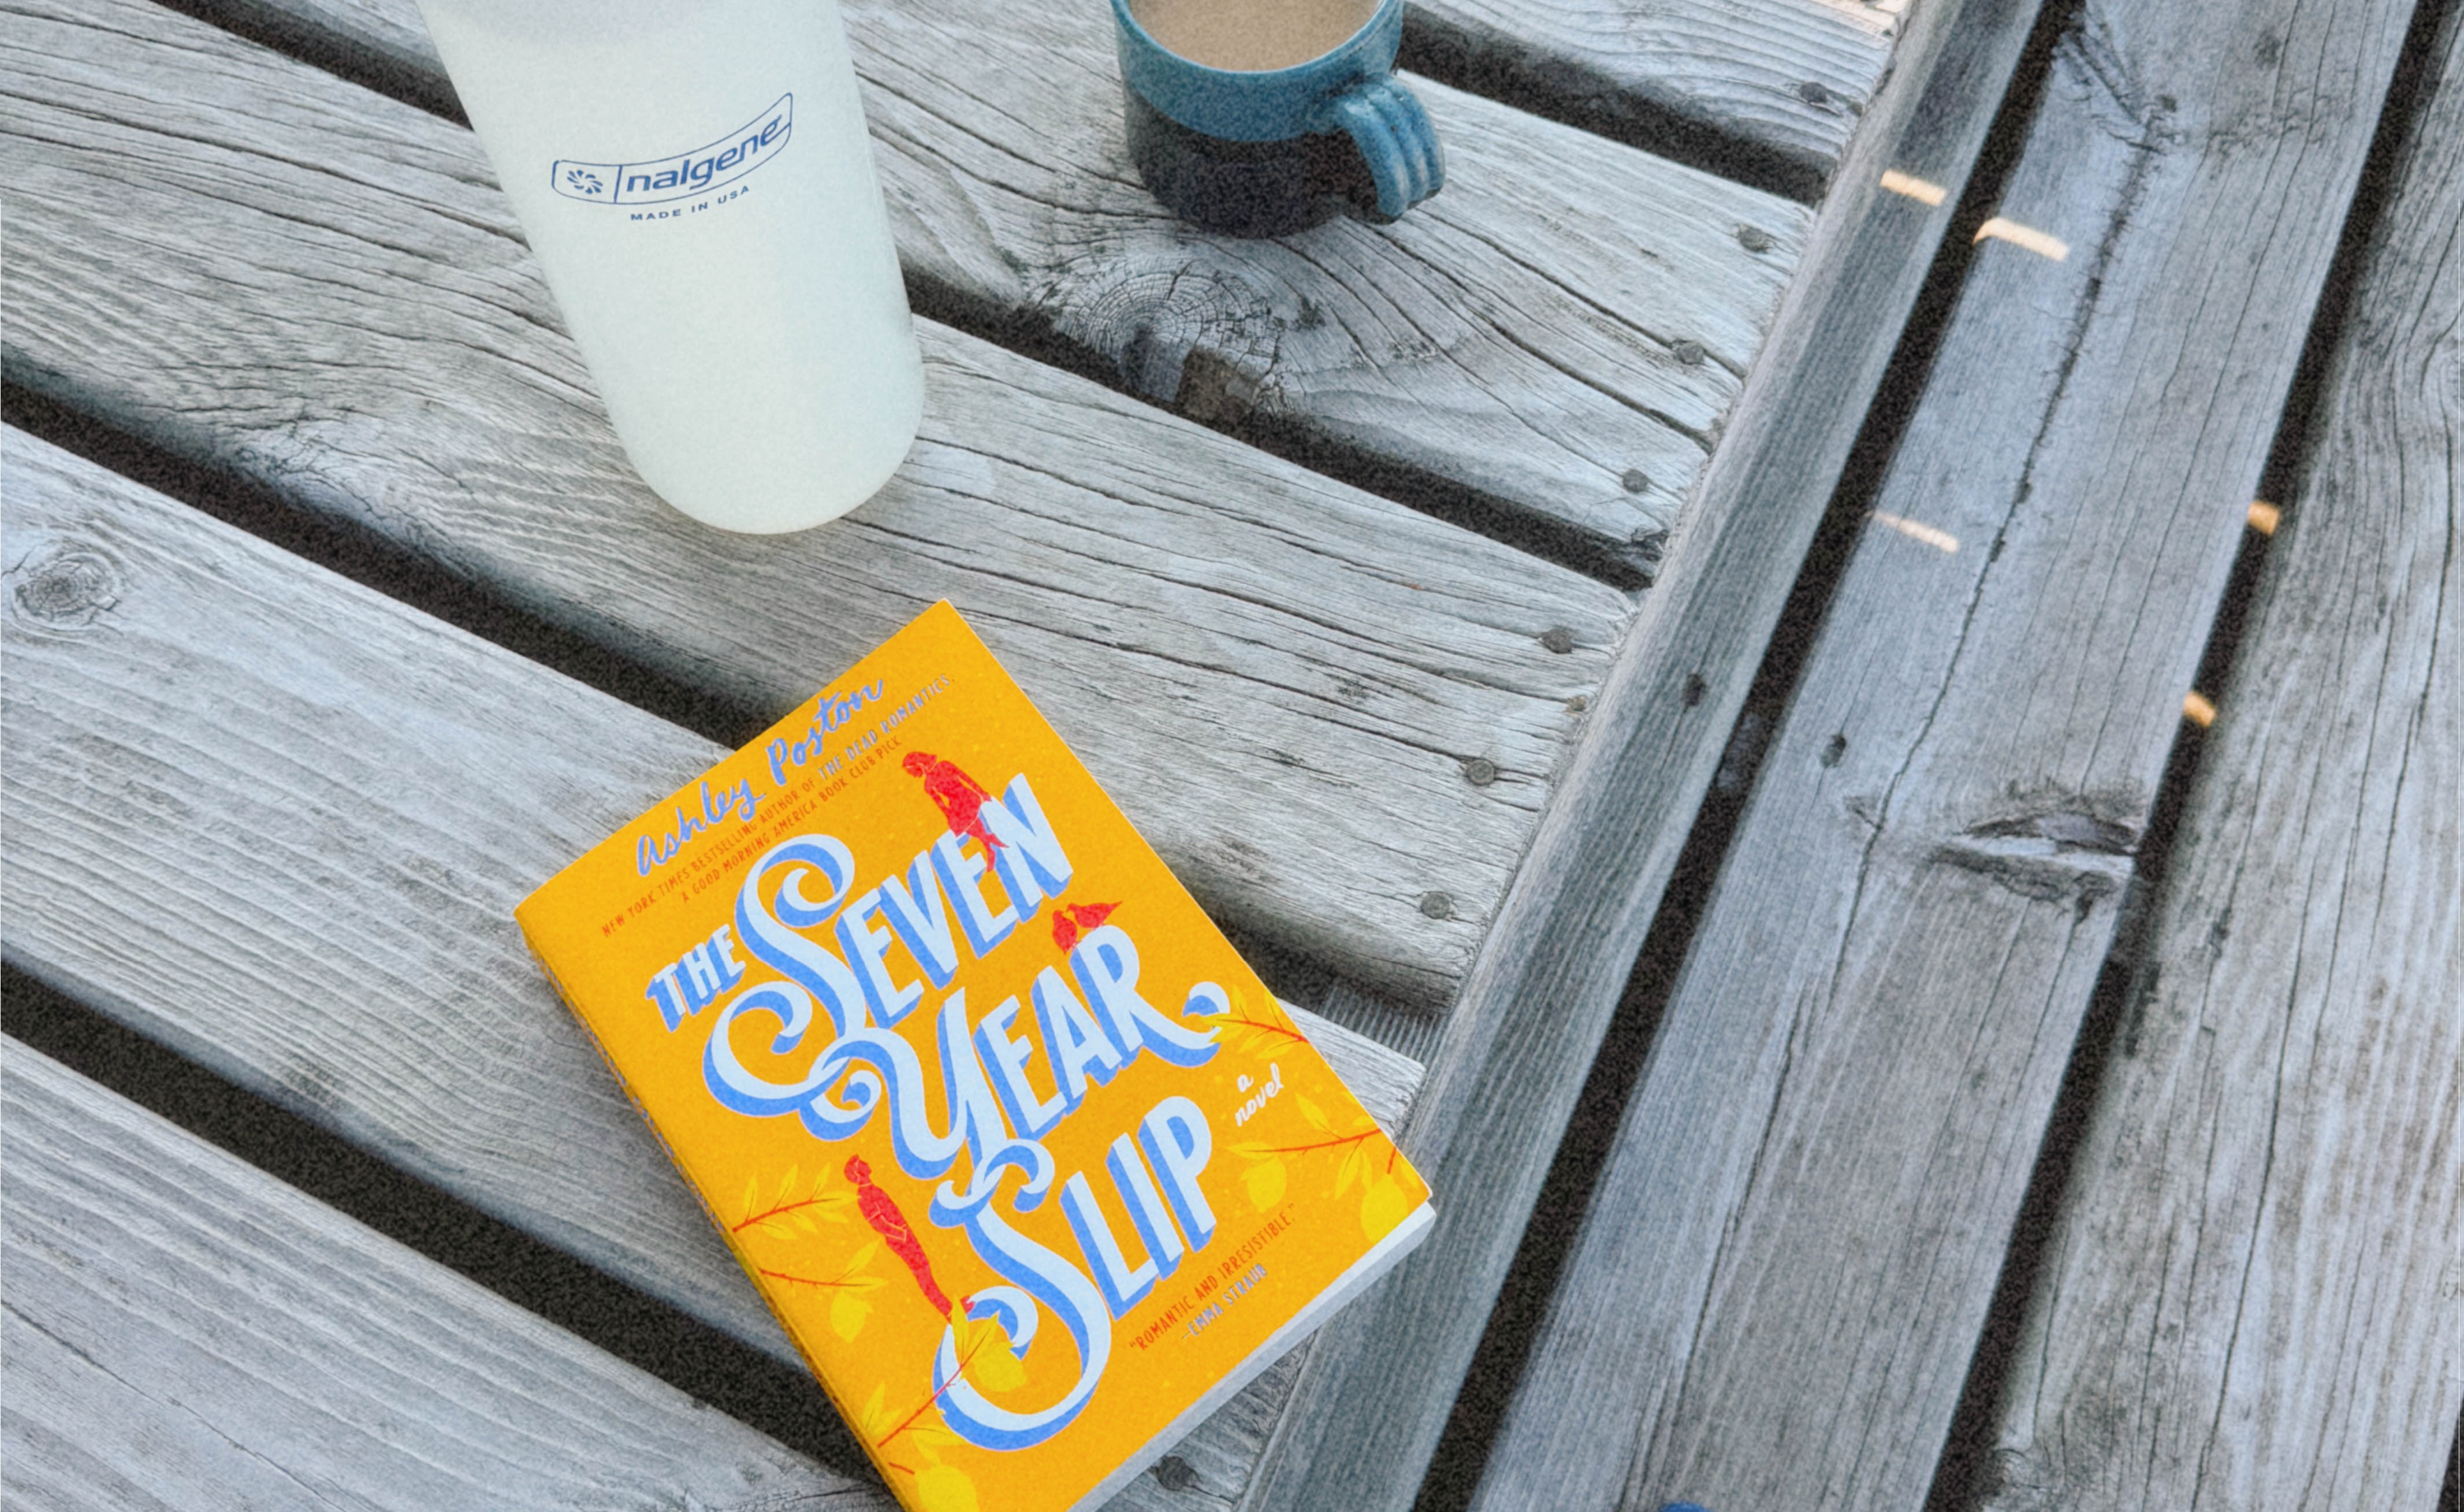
[1123,88,1380,237]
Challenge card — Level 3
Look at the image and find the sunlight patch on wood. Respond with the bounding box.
[1870,511,1959,552]
[1973,216,2070,259]
[1879,169,1947,205]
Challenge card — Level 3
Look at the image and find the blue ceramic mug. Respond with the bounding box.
[1112,0,1443,235]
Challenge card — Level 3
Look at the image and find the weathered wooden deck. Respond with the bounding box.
[3,0,2458,1506]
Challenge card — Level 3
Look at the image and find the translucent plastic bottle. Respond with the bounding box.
[416,0,924,533]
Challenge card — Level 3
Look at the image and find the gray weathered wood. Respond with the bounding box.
[1473,0,2430,1507]
[204,0,1895,199]
[0,0,1638,1011]
[1,1042,888,1512]
[1983,9,2464,1504]
[181,0,1811,558]
[1406,0,1896,195]
[0,428,1421,1512]
[1230,0,2052,1507]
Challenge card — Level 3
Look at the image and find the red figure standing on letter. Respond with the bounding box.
[903,751,1002,855]
[847,1154,958,1317]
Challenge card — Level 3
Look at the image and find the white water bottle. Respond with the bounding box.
[416,0,924,534]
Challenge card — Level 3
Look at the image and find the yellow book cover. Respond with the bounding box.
[516,601,1434,1512]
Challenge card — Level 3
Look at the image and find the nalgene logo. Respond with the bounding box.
[552,95,792,205]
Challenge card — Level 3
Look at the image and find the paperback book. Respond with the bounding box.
[518,601,1434,1512]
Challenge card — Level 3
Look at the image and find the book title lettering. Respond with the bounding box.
[654,771,1226,1452]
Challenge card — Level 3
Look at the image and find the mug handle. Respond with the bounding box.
[1323,75,1443,220]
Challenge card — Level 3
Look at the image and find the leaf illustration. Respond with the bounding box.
[858,1382,896,1444]
[832,1290,873,1342]
[1361,1175,1415,1242]
[909,1415,963,1459]
[1294,1093,1333,1134]
[915,1463,980,1512]
[1188,987,1314,1054]
[733,1165,857,1236]
[1335,1140,1368,1197]
[1243,1157,1287,1210]
[952,1311,1028,1394]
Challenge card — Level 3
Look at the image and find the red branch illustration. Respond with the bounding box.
[1248,1130,1383,1158]
[731,1192,839,1234]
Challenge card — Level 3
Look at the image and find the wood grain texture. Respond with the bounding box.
[184,0,1895,193]
[0,429,1420,1512]
[1231,1,2052,1508]
[0,0,1637,1009]
[1473,1,2429,1507]
[1982,9,2464,1506]
[192,0,1811,557]
[1,1043,888,1512]
[1406,0,1895,195]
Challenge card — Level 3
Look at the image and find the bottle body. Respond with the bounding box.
[418,0,924,533]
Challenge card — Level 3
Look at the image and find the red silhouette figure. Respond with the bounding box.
[846,1154,956,1317]
[903,751,1002,855]
[1050,901,1119,952]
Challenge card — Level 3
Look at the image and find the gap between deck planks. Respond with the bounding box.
[0,428,1420,1512]
[204,0,1895,204]
[1233,0,2052,1507]
[171,0,1812,564]
[1402,0,1894,200]
[1,0,1646,1012]
[1983,6,2464,1502]
[1,1042,894,1512]
[1471,0,2433,1506]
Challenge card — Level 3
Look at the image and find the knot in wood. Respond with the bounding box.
[1539,626,1575,654]
[1462,756,1499,786]
[1620,468,1651,494]
[1149,1455,1199,1493]
[1057,256,1279,406]
[10,543,121,631]
[1736,225,1774,252]
[1671,339,1706,366]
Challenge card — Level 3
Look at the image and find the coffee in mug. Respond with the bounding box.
[1128,0,1380,72]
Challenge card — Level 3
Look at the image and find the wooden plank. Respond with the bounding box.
[176,0,1811,559]
[0,0,1637,1011]
[0,428,1421,1512]
[1471,0,2431,1506]
[197,0,1894,200]
[1230,0,2052,1507]
[1,1042,889,1512]
[1982,9,2464,1504]
[1406,0,1896,197]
